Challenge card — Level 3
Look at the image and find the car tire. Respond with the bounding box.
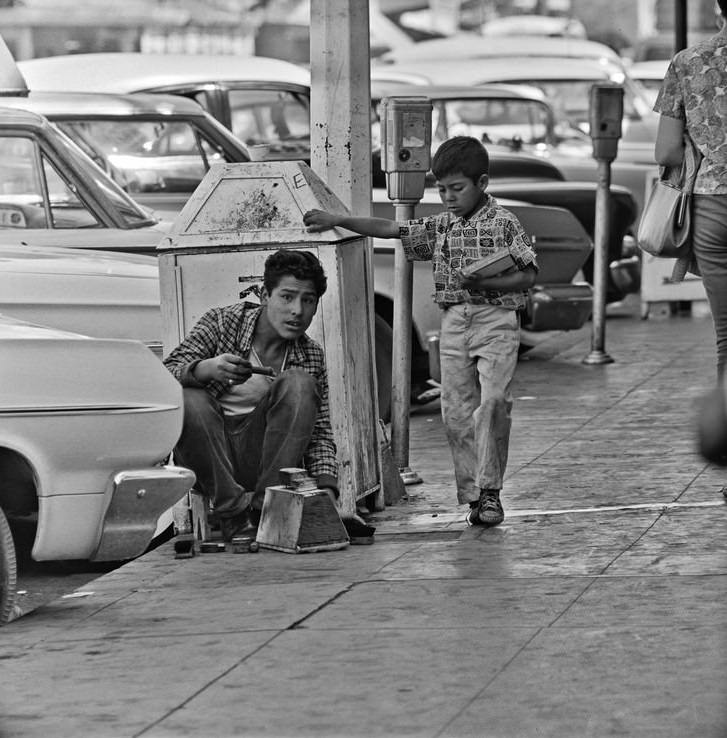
[374,314,393,424]
[0,507,18,625]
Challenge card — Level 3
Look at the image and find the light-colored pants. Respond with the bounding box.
[692,194,727,381]
[439,303,520,504]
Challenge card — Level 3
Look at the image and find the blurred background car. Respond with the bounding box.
[376,33,622,67]
[478,13,588,38]
[627,59,669,107]
[0,311,194,623]
[17,53,312,165]
[625,30,713,63]
[371,54,658,229]
[371,56,657,153]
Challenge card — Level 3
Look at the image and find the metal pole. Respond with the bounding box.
[583,158,614,365]
[675,0,688,52]
[391,199,422,485]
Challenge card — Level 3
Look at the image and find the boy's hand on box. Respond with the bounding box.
[303,209,338,232]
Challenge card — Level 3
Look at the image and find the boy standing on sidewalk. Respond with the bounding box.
[303,136,537,526]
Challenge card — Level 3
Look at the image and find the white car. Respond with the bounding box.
[17,53,312,164]
[376,33,621,66]
[0,312,194,624]
[0,243,163,355]
[628,60,669,107]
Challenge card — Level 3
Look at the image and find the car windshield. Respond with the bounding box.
[436,98,555,148]
[56,119,227,196]
[496,79,644,134]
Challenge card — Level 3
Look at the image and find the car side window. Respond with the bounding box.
[228,89,310,145]
[0,136,48,228]
[0,135,99,229]
[41,157,100,228]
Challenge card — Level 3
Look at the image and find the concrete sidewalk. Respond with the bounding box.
[2,298,726,738]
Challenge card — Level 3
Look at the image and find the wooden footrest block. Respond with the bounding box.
[256,471,349,553]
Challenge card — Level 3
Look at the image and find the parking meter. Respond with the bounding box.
[381,96,433,201]
[380,96,432,483]
[589,83,624,162]
[583,83,624,366]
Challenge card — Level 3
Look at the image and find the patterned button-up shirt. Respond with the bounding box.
[654,31,727,194]
[398,194,537,310]
[164,302,338,483]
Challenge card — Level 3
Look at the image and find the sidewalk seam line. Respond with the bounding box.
[432,626,546,738]
[287,583,355,629]
[133,629,287,737]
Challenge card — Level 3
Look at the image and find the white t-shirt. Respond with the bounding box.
[217,348,287,417]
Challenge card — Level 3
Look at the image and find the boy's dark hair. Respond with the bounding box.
[718,0,727,18]
[431,136,489,182]
[264,248,327,297]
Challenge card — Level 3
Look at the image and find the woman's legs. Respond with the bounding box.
[692,194,727,381]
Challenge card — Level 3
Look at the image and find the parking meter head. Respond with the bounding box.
[589,83,624,161]
[381,96,433,201]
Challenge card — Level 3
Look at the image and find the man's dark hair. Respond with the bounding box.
[718,0,727,18]
[431,136,489,182]
[264,249,327,297]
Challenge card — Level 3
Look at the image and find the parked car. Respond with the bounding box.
[0,311,194,623]
[17,53,311,164]
[627,59,668,107]
[0,90,255,222]
[478,14,588,38]
[376,33,622,67]
[0,106,169,254]
[626,31,713,63]
[370,55,657,153]
[0,242,163,355]
[372,57,658,223]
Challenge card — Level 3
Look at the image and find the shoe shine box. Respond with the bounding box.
[460,251,516,279]
[256,468,349,553]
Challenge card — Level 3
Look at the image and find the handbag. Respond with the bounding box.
[637,134,702,259]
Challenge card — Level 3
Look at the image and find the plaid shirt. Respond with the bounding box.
[398,194,537,310]
[164,302,338,483]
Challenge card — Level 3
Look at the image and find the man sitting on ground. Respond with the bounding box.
[163,248,338,542]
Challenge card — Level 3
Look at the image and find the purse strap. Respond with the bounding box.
[657,132,703,193]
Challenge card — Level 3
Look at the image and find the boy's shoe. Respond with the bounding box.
[477,490,504,526]
[465,501,483,527]
[466,509,487,526]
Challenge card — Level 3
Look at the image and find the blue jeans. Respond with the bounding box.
[173,369,319,519]
[692,194,727,381]
[439,303,520,504]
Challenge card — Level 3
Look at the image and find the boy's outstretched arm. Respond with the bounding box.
[303,209,400,239]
